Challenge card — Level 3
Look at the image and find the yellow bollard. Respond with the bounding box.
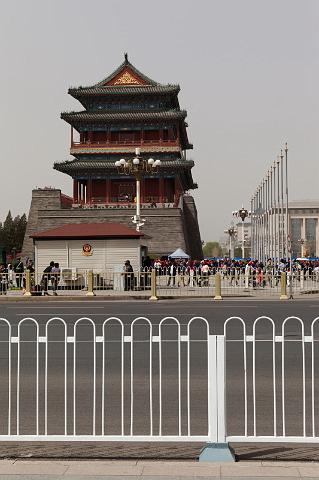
[149,269,158,301]
[280,272,288,300]
[214,273,222,300]
[86,270,96,297]
[24,271,32,296]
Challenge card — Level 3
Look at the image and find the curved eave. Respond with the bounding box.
[68,85,180,98]
[179,120,191,150]
[61,110,187,125]
[54,159,194,175]
[180,170,197,191]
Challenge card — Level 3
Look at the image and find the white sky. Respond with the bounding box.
[0,0,318,241]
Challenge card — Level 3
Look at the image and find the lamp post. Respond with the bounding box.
[224,225,237,259]
[115,148,161,231]
[298,238,306,258]
[232,206,251,259]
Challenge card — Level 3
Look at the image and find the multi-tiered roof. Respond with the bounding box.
[54,55,197,193]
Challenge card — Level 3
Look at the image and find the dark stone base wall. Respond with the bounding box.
[22,189,203,260]
[182,195,203,259]
[22,189,63,260]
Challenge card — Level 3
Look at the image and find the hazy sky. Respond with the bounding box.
[0,0,318,241]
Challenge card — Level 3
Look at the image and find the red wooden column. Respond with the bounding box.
[87,179,92,204]
[159,177,165,203]
[159,128,163,145]
[73,180,78,203]
[105,179,111,203]
[78,182,82,203]
[176,123,180,142]
[140,178,145,203]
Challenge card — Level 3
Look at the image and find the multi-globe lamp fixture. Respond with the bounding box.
[115,148,162,231]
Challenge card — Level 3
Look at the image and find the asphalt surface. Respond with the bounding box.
[0,299,318,459]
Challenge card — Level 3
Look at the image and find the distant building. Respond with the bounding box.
[289,200,319,257]
[235,222,251,242]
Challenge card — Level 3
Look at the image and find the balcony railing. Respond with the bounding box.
[72,201,175,210]
[71,139,178,148]
[88,196,169,204]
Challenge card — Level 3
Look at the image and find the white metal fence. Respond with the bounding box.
[0,315,319,443]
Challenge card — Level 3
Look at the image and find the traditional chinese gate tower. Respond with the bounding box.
[23,56,203,258]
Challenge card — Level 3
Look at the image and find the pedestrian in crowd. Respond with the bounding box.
[256,266,264,287]
[123,260,134,291]
[229,262,239,286]
[7,264,14,289]
[21,259,35,292]
[14,258,24,288]
[167,261,177,286]
[51,262,61,295]
[26,259,35,273]
[154,258,162,276]
[201,261,210,287]
[188,261,196,287]
[0,264,7,295]
[41,261,55,296]
[265,259,273,287]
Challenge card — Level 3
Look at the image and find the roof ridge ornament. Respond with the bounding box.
[93,57,160,87]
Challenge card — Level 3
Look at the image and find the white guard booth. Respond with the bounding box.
[31,223,147,280]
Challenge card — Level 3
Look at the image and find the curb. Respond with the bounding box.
[0,294,259,301]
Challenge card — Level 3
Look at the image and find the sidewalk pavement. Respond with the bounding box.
[2,290,319,301]
[1,459,319,478]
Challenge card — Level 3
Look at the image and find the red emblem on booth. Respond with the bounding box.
[82,243,93,256]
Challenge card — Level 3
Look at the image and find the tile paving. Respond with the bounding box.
[1,460,319,478]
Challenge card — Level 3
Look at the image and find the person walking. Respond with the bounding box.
[123,260,134,291]
[51,262,61,295]
[14,258,24,289]
[0,264,7,295]
[167,261,177,287]
[201,262,210,287]
[41,261,54,295]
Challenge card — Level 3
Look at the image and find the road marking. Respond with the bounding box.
[14,313,171,316]
[7,306,105,309]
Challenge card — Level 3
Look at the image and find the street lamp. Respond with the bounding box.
[298,238,306,258]
[224,225,237,259]
[115,148,161,231]
[232,206,251,259]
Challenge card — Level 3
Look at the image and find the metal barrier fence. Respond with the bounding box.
[0,316,210,440]
[1,270,319,297]
[0,315,318,443]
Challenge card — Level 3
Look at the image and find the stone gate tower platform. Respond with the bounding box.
[23,56,202,259]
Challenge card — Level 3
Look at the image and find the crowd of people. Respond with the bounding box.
[141,257,319,288]
[0,258,61,295]
[1,256,319,294]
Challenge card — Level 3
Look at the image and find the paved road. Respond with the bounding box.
[0,299,318,442]
[1,297,318,328]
